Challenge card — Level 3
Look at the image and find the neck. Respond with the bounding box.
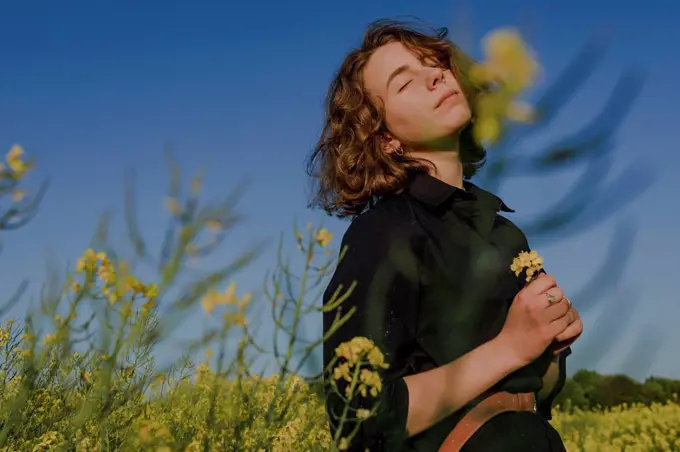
[416,150,464,189]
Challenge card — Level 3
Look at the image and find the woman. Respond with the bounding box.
[307,19,583,452]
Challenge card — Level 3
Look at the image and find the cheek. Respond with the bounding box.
[384,101,422,139]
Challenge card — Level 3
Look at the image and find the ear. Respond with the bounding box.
[380,136,402,155]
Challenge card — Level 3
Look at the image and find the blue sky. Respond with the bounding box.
[0,1,678,381]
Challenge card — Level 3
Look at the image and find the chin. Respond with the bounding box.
[441,117,471,137]
[441,105,471,130]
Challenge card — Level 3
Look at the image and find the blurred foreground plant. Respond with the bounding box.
[469,28,542,144]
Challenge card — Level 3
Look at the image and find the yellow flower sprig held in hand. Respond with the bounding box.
[510,250,544,283]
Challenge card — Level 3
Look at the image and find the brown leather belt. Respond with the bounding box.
[438,391,537,452]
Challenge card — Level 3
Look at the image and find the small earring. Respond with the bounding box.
[394,147,404,156]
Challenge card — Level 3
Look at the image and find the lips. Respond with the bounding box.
[436,90,458,108]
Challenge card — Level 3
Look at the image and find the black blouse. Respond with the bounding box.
[322,171,571,451]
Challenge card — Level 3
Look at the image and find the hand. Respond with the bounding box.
[550,303,582,355]
[498,273,576,367]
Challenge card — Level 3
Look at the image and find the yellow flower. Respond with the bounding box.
[6,145,29,176]
[0,328,9,347]
[359,368,382,397]
[315,228,333,248]
[76,249,98,274]
[165,197,181,215]
[141,299,156,314]
[356,408,371,420]
[335,337,387,369]
[144,283,159,299]
[473,116,501,144]
[201,291,219,314]
[511,250,544,282]
[332,362,352,382]
[120,301,133,318]
[224,311,247,328]
[206,219,222,233]
[11,189,25,202]
[98,260,116,284]
[223,282,238,304]
[201,282,251,314]
[482,27,540,92]
[42,333,56,347]
[470,29,541,146]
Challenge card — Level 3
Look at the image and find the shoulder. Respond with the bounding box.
[496,214,530,250]
[341,194,422,248]
[328,196,422,294]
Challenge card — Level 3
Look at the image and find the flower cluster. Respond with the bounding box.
[510,250,544,283]
[0,145,33,203]
[200,282,252,330]
[471,28,541,144]
[73,249,158,309]
[315,228,333,248]
[332,337,389,398]
[1,145,31,179]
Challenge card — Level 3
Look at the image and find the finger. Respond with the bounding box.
[555,317,583,343]
[548,310,575,336]
[545,300,571,322]
[542,287,564,308]
[524,273,557,295]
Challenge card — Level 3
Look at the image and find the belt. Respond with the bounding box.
[438,391,537,452]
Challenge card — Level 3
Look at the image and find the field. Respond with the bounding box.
[1,359,679,451]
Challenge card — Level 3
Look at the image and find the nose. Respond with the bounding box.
[426,67,445,90]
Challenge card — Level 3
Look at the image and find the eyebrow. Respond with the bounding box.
[386,64,412,90]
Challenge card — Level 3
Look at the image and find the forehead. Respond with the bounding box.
[363,41,423,94]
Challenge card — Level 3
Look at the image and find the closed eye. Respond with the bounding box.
[398,80,412,92]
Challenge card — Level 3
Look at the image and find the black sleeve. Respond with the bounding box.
[322,215,420,451]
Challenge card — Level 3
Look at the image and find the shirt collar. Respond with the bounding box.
[405,171,514,213]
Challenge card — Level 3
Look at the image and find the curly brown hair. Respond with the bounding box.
[306,19,488,218]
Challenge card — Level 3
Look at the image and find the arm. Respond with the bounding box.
[403,335,525,437]
[322,218,419,450]
[323,218,527,450]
